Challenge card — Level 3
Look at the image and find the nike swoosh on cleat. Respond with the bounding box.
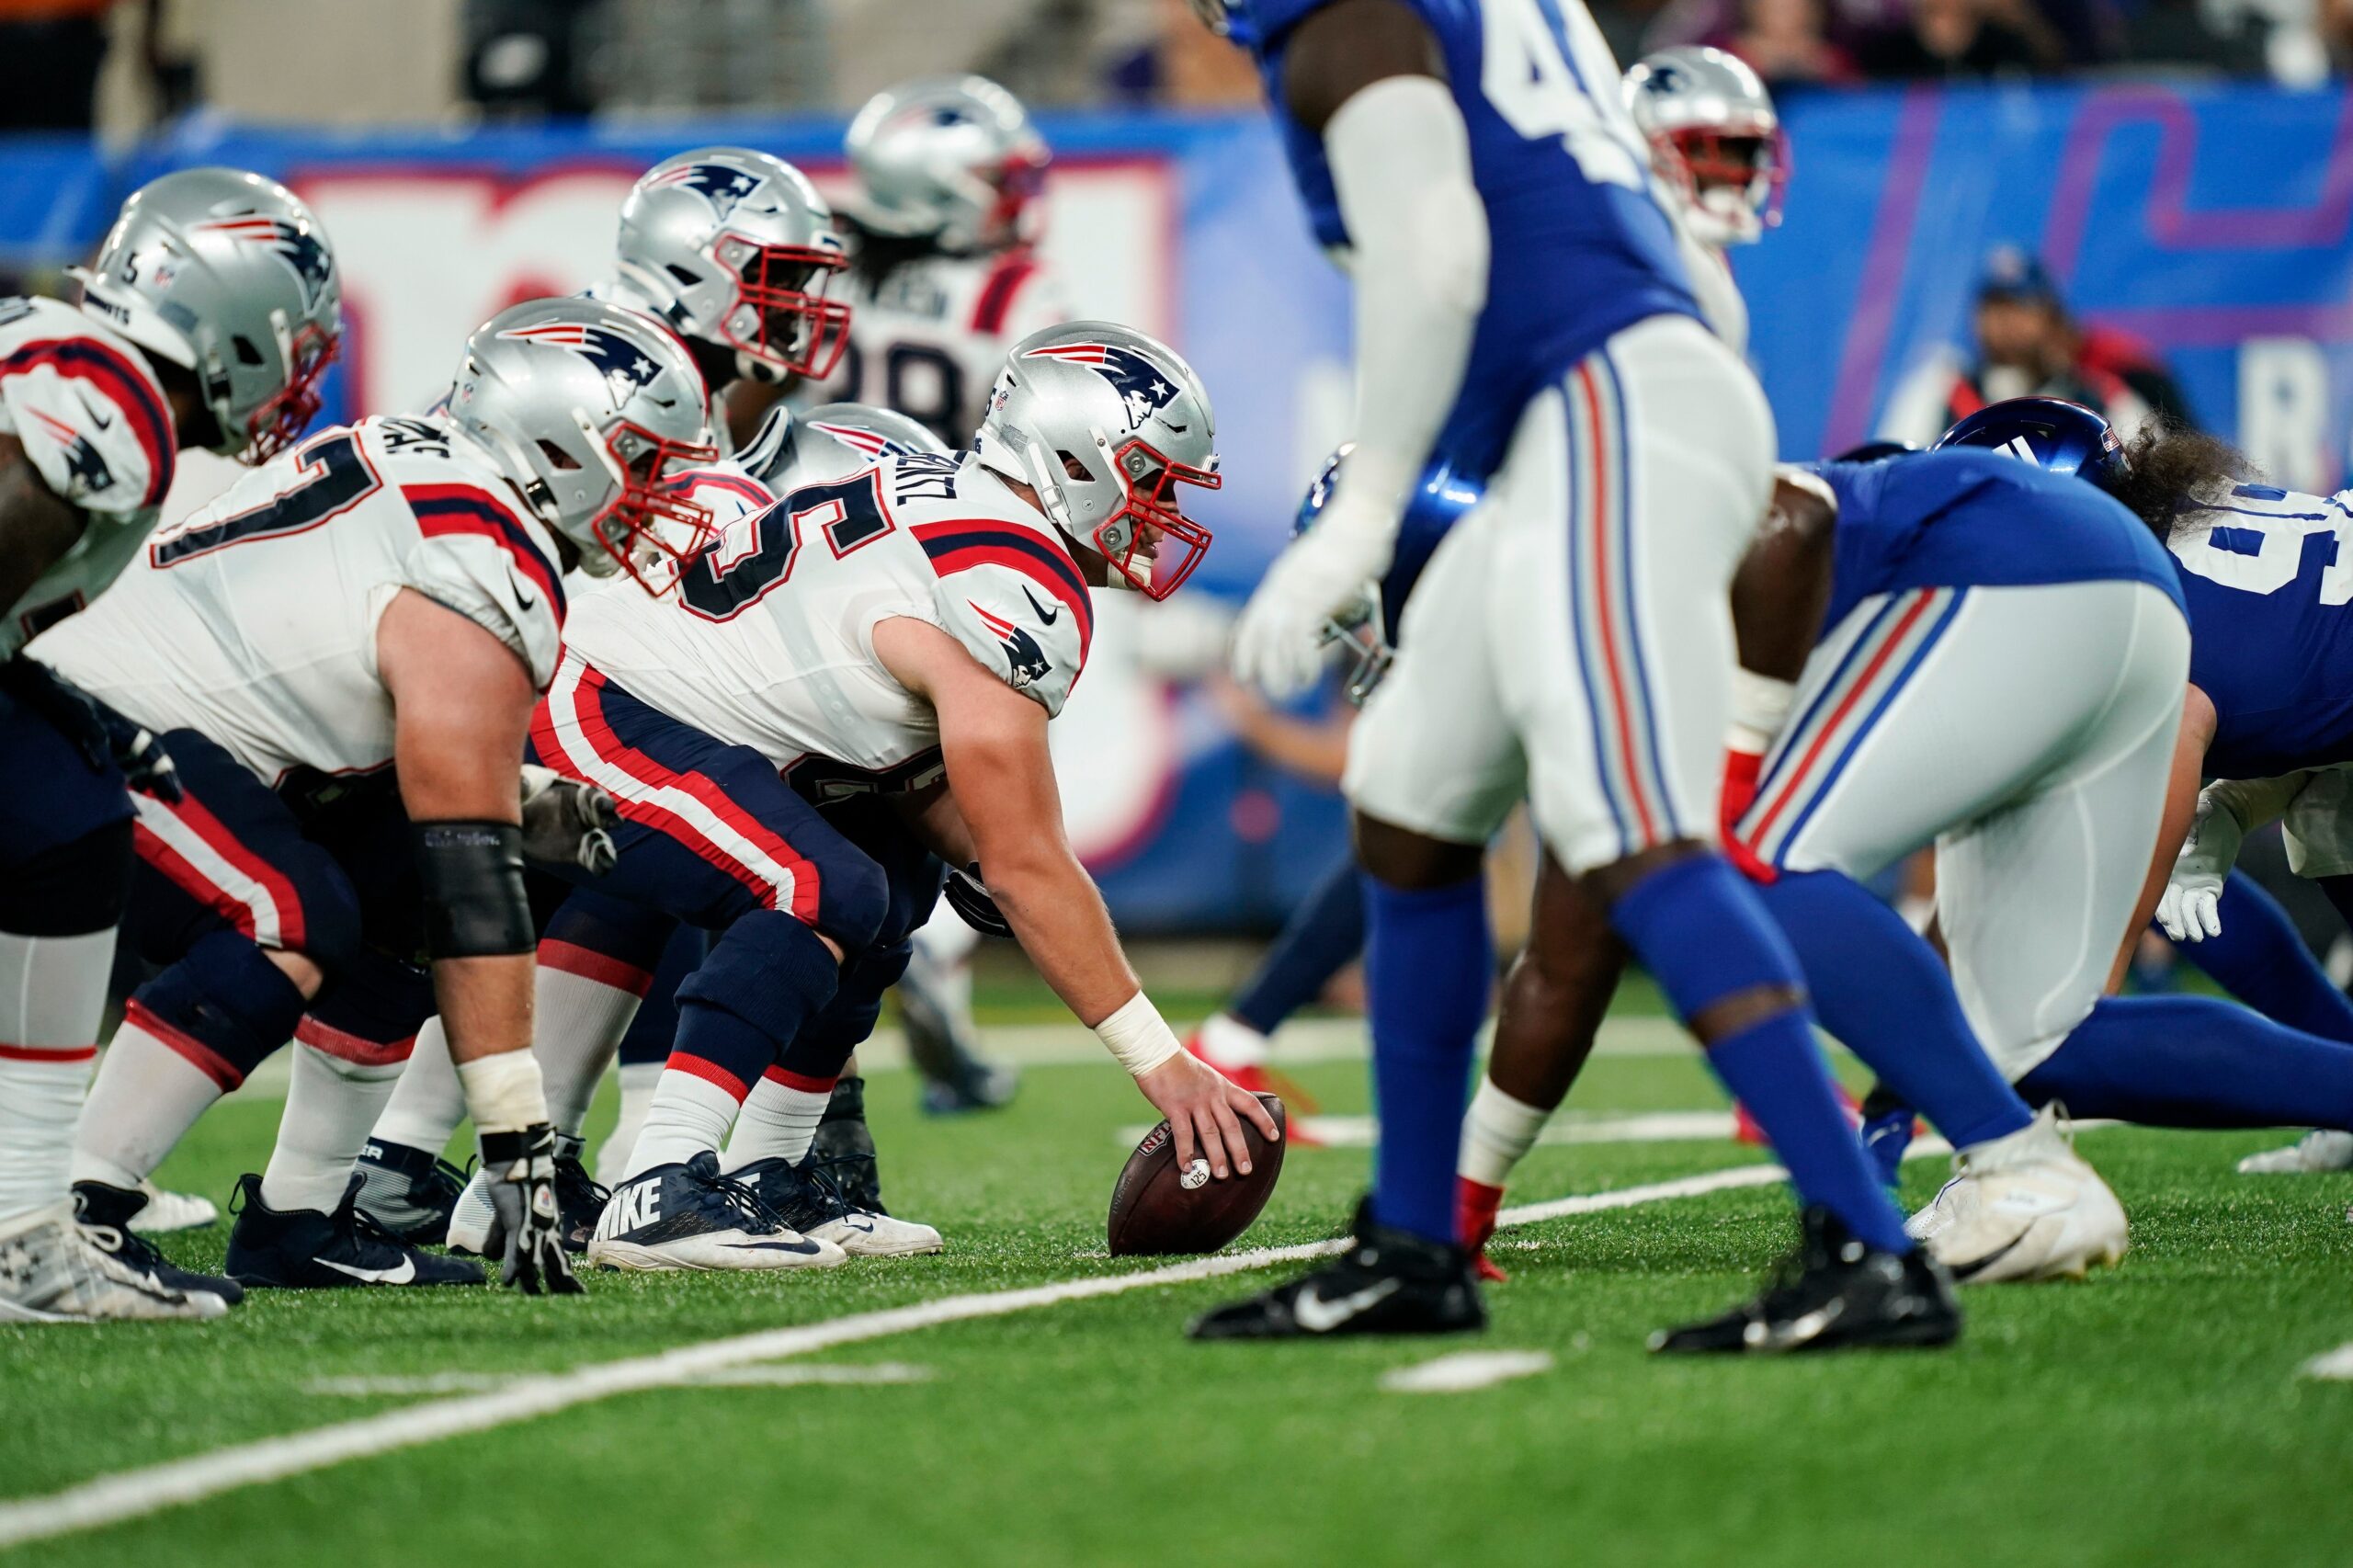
[1948,1233,2026,1280]
[1291,1278,1399,1333]
[318,1256,418,1285]
[725,1239,824,1255]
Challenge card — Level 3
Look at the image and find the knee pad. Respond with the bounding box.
[780,938,912,1071]
[299,948,436,1069]
[676,909,841,1043]
[0,819,132,937]
[129,929,311,1086]
[1610,852,1804,1023]
[813,853,891,955]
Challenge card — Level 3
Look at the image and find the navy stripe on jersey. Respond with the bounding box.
[913,519,1092,653]
[404,483,567,621]
[0,335,175,506]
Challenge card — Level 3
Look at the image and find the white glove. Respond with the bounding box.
[2156,793,2244,943]
[1230,500,1397,701]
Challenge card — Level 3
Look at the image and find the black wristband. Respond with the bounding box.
[412,819,535,958]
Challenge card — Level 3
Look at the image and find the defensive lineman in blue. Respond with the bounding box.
[1188,0,1950,1350]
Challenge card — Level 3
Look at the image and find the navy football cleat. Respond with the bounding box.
[585,1152,847,1272]
[73,1180,245,1307]
[224,1173,484,1290]
[1859,1088,1918,1190]
[1188,1199,1484,1340]
[352,1138,470,1244]
[1649,1207,1961,1355]
[811,1078,887,1212]
[732,1155,943,1257]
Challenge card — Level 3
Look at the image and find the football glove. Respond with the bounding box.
[0,655,180,801]
[478,1123,584,1296]
[2156,792,2241,944]
[1231,502,1396,701]
[945,862,1014,938]
[519,764,620,876]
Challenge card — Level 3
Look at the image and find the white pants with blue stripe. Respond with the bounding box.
[1733,577,2189,1079]
[1346,313,1774,875]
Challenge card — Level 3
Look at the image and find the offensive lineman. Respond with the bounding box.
[1189,0,1942,1348]
[35,297,722,1298]
[0,167,341,1322]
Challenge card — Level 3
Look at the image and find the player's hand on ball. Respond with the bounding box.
[480,1123,585,1297]
[1135,1051,1281,1182]
[1231,503,1396,700]
[2157,794,2239,943]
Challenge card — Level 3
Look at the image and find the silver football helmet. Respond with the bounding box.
[844,75,1050,254]
[612,147,850,383]
[447,297,718,590]
[73,166,341,463]
[1624,47,1787,248]
[973,321,1219,600]
[736,401,949,496]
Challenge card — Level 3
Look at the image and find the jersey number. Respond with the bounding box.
[679,471,895,621]
[1479,0,1646,191]
[841,340,966,448]
[152,431,379,567]
[2171,504,2353,607]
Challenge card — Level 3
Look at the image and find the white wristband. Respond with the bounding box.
[455,1049,549,1135]
[1094,992,1183,1079]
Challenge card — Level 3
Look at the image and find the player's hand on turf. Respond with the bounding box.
[1231,503,1396,701]
[2157,794,2239,943]
[519,764,620,875]
[1136,1050,1280,1181]
[480,1123,585,1296]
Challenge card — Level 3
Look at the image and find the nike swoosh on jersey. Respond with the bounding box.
[1291,1277,1399,1333]
[1021,585,1060,625]
[318,1255,419,1285]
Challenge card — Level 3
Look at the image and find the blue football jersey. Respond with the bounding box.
[1247,0,1699,482]
[2161,483,2353,777]
[1811,450,2183,634]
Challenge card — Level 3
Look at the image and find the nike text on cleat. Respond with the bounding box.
[0,1203,228,1323]
[584,1152,847,1273]
[74,1181,244,1306]
[1188,1198,1484,1340]
[732,1154,944,1258]
[352,1138,470,1244]
[1650,1206,1961,1355]
[1907,1106,2129,1283]
[223,1172,484,1290]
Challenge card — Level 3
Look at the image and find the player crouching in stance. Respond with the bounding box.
[33,297,720,1298]
[1461,432,2176,1294]
[556,322,1275,1272]
[0,168,339,1322]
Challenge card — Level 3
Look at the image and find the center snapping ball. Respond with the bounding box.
[1106,1093,1287,1256]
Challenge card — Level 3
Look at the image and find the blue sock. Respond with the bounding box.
[1613,855,1910,1254]
[2019,994,2353,1130]
[2175,871,2353,1046]
[1362,871,1491,1244]
[1756,869,2032,1150]
[1229,855,1365,1035]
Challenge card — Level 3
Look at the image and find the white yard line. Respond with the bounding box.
[307,1363,935,1397]
[1380,1349,1556,1393]
[0,1163,1784,1552]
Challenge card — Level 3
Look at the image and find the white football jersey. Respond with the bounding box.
[32,415,565,785]
[560,451,1091,793]
[0,296,178,655]
[814,248,1070,446]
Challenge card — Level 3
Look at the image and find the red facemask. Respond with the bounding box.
[591,418,720,593]
[1661,125,1790,231]
[1096,437,1218,601]
[716,235,851,379]
[242,321,340,465]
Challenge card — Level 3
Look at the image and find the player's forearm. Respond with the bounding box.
[1323,74,1488,550]
[985,846,1143,1028]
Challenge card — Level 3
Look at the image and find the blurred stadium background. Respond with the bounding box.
[4,0,2348,943]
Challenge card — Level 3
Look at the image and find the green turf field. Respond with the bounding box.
[6,992,2353,1567]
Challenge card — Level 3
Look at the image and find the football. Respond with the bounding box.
[1106,1093,1288,1256]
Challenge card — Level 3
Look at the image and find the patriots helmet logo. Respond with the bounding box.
[1021,343,1187,431]
[199,215,334,311]
[497,322,665,403]
[1640,60,1689,95]
[969,600,1051,690]
[649,161,764,222]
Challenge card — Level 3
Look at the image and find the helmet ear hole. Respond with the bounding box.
[665,264,702,288]
[536,438,581,472]
[231,335,267,367]
[1057,450,1095,483]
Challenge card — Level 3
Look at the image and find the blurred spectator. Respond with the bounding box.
[2327,0,2353,71]
[1855,0,2062,75]
[1105,0,1262,106]
[0,0,117,131]
[2120,0,2268,71]
[464,0,597,117]
[1710,0,1865,84]
[1879,245,2197,448]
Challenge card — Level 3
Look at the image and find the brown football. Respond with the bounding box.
[1106,1093,1287,1256]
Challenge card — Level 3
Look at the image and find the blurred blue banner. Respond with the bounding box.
[5,83,2347,928]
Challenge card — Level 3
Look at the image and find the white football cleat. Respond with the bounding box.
[2235,1131,2353,1175]
[130,1180,220,1233]
[1906,1106,2128,1283]
[585,1153,847,1273]
[0,1203,230,1323]
[730,1155,945,1258]
[443,1170,496,1256]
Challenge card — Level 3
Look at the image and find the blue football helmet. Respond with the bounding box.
[1293,448,1483,706]
[1832,439,1916,464]
[1183,0,1259,46]
[1933,397,2128,492]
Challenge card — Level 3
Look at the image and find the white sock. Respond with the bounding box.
[625,1069,745,1179]
[1459,1078,1550,1187]
[536,965,644,1137]
[368,1015,468,1155]
[262,1042,406,1213]
[0,929,115,1224]
[598,1061,664,1187]
[72,1004,243,1192]
[722,1070,835,1171]
[1196,1012,1269,1069]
